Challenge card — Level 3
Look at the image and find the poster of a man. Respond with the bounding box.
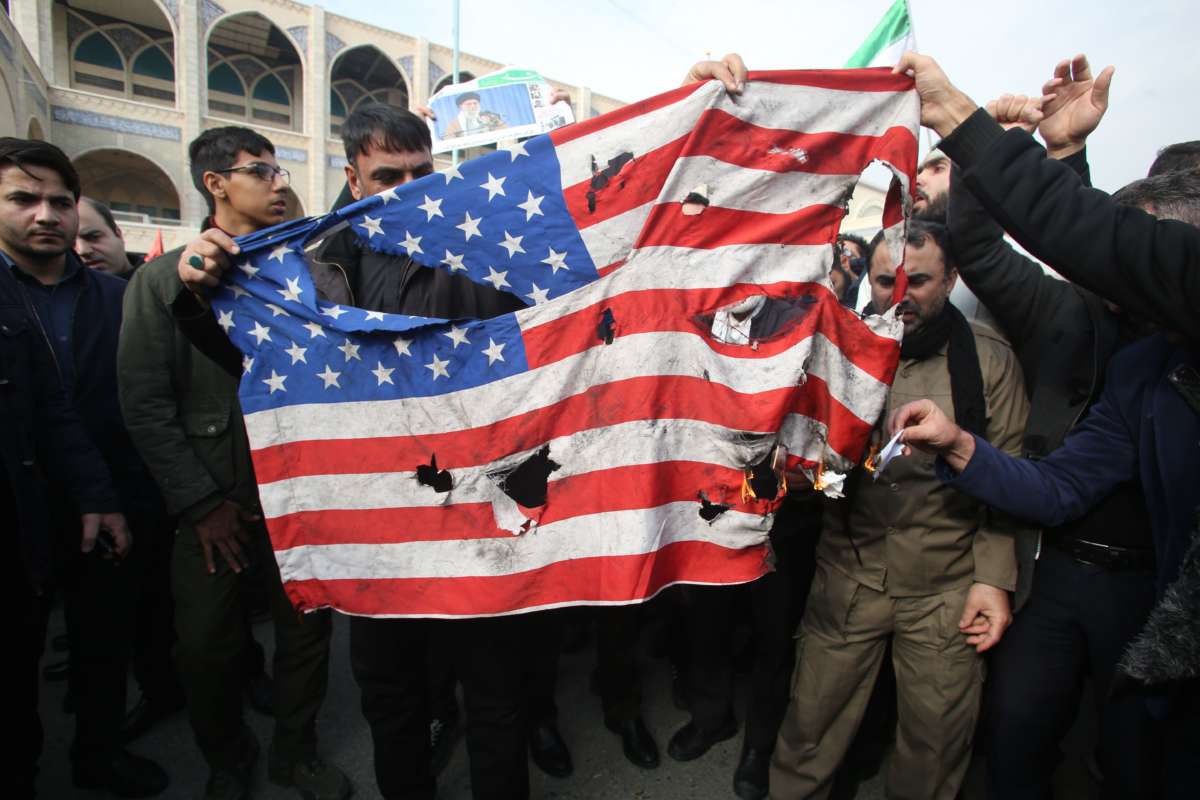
[443,91,506,138]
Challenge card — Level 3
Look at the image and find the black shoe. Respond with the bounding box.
[122,693,186,744]
[245,670,274,716]
[605,717,659,769]
[733,746,770,800]
[528,721,573,778]
[73,749,169,798]
[667,717,738,762]
[431,715,461,776]
[42,658,70,682]
[52,633,69,653]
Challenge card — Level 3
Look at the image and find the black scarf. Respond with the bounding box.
[899,303,988,437]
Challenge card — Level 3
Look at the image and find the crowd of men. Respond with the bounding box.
[4,48,1198,800]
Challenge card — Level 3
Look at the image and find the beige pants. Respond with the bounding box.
[770,561,984,800]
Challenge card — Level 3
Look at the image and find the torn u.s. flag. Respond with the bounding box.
[211,69,918,617]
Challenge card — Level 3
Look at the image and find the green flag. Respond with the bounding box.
[845,0,916,68]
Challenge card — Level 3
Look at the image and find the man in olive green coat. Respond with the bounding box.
[118,127,350,800]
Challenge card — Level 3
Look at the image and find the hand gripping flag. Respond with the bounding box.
[211,69,919,618]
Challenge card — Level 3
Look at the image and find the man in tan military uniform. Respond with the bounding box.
[770,222,1029,800]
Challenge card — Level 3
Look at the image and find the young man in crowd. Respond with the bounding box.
[771,221,1029,800]
[119,127,351,800]
[0,137,158,796]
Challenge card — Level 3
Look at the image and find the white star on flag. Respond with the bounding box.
[379,186,399,205]
[317,364,341,389]
[498,231,526,259]
[241,355,253,375]
[265,303,290,317]
[268,244,293,263]
[217,309,235,332]
[277,276,303,303]
[238,263,260,279]
[440,164,463,184]
[248,321,272,345]
[285,342,307,364]
[482,338,506,365]
[527,283,551,305]
[321,305,348,320]
[338,340,362,361]
[500,140,530,161]
[443,325,471,348]
[358,215,385,239]
[417,195,444,221]
[364,310,386,321]
[441,250,467,272]
[303,321,326,339]
[483,266,510,290]
[393,337,412,356]
[372,361,395,386]
[400,231,423,256]
[457,211,482,241]
[425,353,450,380]
[229,285,249,300]
[517,191,545,221]
[262,370,287,394]
[480,172,507,202]
[541,248,569,273]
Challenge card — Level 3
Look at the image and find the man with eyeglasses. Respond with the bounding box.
[118,127,351,800]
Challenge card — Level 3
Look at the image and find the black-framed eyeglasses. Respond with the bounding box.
[215,162,290,184]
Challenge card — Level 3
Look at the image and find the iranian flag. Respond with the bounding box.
[845,0,917,68]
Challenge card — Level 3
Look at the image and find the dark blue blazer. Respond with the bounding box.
[944,334,1199,596]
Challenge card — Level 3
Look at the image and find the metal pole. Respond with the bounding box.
[452,0,460,166]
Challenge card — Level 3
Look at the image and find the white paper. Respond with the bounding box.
[871,429,905,480]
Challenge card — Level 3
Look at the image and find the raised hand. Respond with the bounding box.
[986,93,1045,134]
[682,53,748,94]
[892,52,978,137]
[1037,54,1114,158]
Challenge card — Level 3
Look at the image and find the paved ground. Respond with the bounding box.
[38,609,1099,799]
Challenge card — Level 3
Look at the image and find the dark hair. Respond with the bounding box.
[342,104,432,165]
[905,219,956,274]
[0,137,81,199]
[1148,141,1200,177]
[80,196,119,233]
[188,126,275,214]
[1112,169,1200,228]
[837,232,869,257]
[866,229,887,265]
[456,91,481,107]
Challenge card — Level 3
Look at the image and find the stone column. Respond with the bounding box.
[577,86,593,120]
[176,0,208,228]
[412,38,430,111]
[306,5,328,214]
[10,0,54,81]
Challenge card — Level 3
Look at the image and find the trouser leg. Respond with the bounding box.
[523,609,564,725]
[132,514,182,705]
[261,522,331,764]
[984,549,1087,800]
[172,520,252,771]
[428,637,459,723]
[1077,556,1158,800]
[62,513,142,764]
[10,514,50,797]
[769,563,890,800]
[597,605,641,724]
[1162,683,1200,800]
[446,616,530,800]
[888,586,983,800]
[349,616,434,800]
[683,583,737,732]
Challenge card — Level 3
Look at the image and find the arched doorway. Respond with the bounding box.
[329,46,409,136]
[27,118,45,140]
[73,149,181,225]
[283,187,304,221]
[207,13,303,132]
[61,0,176,106]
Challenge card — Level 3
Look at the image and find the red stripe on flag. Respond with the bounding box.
[250,372,873,485]
[636,203,844,250]
[745,68,915,93]
[282,539,769,616]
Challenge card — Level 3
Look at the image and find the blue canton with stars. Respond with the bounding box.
[210,133,595,415]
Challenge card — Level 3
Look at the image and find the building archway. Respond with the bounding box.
[207,13,303,132]
[27,118,45,140]
[329,45,409,136]
[62,0,176,106]
[432,69,475,95]
[0,80,17,138]
[73,149,181,225]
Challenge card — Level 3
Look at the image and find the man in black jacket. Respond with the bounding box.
[0,138,151,796]
[946,74,1157,798]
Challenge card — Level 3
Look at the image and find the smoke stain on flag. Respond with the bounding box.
[697,491,732,523]
[586,151,635,213]
[415,454,453,493]
[597,308,617,344]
